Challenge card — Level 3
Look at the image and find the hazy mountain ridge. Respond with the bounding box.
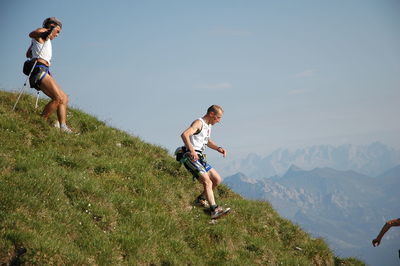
[222,143,400,179]
[223,165,400,266]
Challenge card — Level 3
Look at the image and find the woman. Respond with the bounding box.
[26,17,72,133]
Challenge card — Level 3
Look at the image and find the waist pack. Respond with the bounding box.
[174,146,186,162]
[23,59,36,76]
[174,146,205,162]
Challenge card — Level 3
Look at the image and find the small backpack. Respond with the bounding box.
[174,146,187,162]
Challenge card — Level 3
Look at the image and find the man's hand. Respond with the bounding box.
[189,150,199,162]
[372,238,380,247]
[217,147,227,158]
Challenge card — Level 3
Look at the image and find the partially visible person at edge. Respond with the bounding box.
[372,218,400,247]
[179,105,230,219]
[26,17,73,133]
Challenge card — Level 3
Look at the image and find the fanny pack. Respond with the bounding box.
[23,59,36,76]
[174,146,204,162]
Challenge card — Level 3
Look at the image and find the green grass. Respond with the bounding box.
[0,90,364,265]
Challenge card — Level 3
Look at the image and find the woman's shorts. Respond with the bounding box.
[182,152,212,179]
[29,64,50,91]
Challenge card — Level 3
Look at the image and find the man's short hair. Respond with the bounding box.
[207,105,223,114]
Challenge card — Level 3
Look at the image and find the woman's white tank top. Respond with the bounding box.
[31,39,52,64]
[190,118,211,152]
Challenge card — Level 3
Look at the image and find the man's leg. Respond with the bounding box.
[198,172,216,207]
[198,168,221,199]
[198,169,230,218]
[207,168,222,189]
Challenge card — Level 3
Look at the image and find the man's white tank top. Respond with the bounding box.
[190,118,211,152]
[31,39,52,65]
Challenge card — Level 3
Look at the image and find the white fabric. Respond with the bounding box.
[190,118,211,152]
[31,39,52,65]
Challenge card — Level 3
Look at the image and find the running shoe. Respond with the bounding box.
[211,206,231,219]
[194,195,209,208]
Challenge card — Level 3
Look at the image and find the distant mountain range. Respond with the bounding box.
[221,142,400,179]
[223,165,400,266]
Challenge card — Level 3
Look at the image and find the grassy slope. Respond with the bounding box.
[0,90,364,265]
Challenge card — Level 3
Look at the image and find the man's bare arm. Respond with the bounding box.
[181,119,202,161]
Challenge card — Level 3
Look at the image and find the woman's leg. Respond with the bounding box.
[39,74,68,124]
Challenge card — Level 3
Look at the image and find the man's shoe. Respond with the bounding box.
[211,206,231,219]
[194,195,209,208]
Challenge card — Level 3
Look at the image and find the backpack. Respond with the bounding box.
[174,146,187,162]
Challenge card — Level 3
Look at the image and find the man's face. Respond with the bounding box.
[210,110,223,125]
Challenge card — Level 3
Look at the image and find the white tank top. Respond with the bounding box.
[190,118,211,152]
[31,39,52,65]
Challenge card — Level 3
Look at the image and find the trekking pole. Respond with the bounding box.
[13,27,54,111]
[12,60,39,111]
[35,91,40,108]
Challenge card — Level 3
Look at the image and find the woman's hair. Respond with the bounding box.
[207,105,223,114]
[42,17,63,29]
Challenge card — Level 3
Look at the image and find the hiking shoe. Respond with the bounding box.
[194,195,209,208]
[60,125,74,134]
[211,206,231,219]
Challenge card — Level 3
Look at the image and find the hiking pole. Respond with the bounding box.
[12,60,39,111]
[35,91,40,108]
[13,27,54,111]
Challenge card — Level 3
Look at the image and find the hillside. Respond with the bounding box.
[0,90,363,265]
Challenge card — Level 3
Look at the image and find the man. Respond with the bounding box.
[179,105,230,219]
[372,218,400,247]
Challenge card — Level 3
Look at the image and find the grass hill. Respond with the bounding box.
[0,90,363,265]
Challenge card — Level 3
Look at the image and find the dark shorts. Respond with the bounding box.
[181,152,212,179]
[29,64,50,91]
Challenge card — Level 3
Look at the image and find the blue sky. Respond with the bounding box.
[1,0,399,164]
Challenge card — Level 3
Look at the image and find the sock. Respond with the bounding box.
[60,123,67,129]
[210,205,218,212]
